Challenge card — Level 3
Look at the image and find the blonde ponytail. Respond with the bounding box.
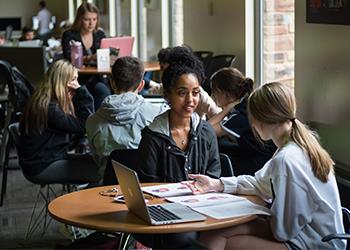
[290,119,333,182]
[248,82,333,182]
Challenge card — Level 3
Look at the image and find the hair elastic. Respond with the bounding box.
[290,117,296,122]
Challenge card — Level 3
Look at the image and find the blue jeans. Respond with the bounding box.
[79,75,111,110]
[30,153,101,185]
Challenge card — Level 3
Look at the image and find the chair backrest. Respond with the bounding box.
[322,206,350,248]
[0,60,16,102]
[103,148,139,185]
[0,60,34,113]
[194,51,214,71]
[220,153,234,177]
[202,54,236,94]
[343,207,350,234]
[7,122,21,166]
[8,122,20,148]
[205,54,236,79]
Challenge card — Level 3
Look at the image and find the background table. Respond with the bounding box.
[78,61,160,75]
[48,184,263,234]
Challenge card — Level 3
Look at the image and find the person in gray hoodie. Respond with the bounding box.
[86,56,163,176]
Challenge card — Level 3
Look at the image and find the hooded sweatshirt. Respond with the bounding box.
[86,92,164,174]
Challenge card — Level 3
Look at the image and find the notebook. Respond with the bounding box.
[112,160,206,225]
[100,36,134,58]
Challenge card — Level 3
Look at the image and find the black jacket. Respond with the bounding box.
[61,29,106,60]
[219,98,276,175]
[138,111,221,183]
[19,86,94,176]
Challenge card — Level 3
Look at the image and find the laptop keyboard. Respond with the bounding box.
[148,205,181,221]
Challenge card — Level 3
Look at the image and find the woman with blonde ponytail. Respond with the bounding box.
[19,60,100,186]
[187,82,345,249]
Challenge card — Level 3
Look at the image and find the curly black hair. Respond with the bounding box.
[157,47,172,65]
[161,46,205,96]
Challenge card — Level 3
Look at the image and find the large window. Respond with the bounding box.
[68,0,294,84]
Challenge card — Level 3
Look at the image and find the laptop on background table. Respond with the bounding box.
[112,160,206,226]
[100,36,134,58]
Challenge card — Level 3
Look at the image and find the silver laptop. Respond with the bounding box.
[112,160,206,225]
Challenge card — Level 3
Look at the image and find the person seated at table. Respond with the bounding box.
[86,56,164,177]
[208,67,276,175]
[186,82,345,250]
[62,2,111,110]
[19,60,100,186]
[146,46,221,119]
[140,47,171,96]
[138,52,221,183]
[135,49,221,250]
[19,26,35,41]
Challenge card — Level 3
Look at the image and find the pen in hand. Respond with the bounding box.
[186,174,224,194]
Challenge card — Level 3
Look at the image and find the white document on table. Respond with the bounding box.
[141,183,192,197]
[167,193,271,219]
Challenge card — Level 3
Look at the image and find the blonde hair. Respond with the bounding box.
[248,82,334,182]
[71,2,100,32]
[21,60,76,135]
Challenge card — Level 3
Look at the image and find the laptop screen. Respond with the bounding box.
[100,36,134,58]
[112,160,152,224]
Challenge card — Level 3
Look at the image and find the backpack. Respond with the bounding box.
[0,60,35,113]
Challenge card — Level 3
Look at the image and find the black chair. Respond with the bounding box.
[103,148,140,250]
[103,148,139,185]
[194,51,214,72]
[203,54,237,94]
[0,60,34,206]
[7,122,83,239]
[0,60,19,207]
[322,207,350,249]
[220,153,234,177]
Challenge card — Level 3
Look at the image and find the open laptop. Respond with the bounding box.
[112,160,206,225]
[100,36,134,58]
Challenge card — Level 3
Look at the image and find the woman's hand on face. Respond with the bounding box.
[184,174,224,194]
[67,70,80,90]
[67,75,80,98]
[67,80,80,90]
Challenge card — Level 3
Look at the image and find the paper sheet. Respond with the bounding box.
[141,183,192,197]
[191,199,271,219]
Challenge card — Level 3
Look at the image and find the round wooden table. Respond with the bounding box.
[48,184,262,234]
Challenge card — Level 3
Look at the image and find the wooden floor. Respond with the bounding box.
[0,157,72,249]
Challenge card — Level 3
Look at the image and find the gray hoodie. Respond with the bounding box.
[86,92,164,174]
